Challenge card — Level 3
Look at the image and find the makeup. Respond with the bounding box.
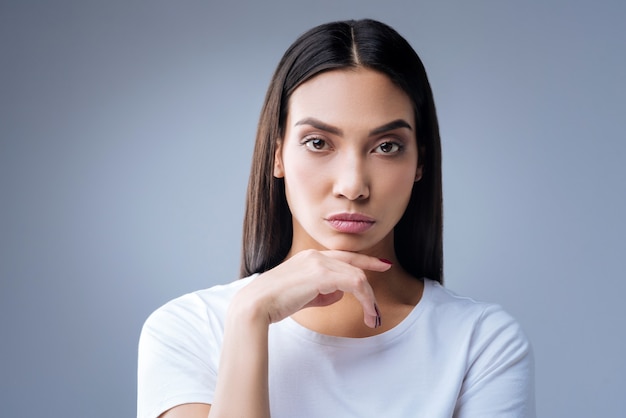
[325,213,375,234]
[374,303,382,328]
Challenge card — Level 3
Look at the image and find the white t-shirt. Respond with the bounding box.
[137,276,535,418]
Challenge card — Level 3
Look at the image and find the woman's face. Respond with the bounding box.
[275,68,421,257]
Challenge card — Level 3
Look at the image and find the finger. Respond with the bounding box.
[303,290,344,308]
[318,265,379,328]
[322,250,393,273]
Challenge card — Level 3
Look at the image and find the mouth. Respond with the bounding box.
[325,213,376,234]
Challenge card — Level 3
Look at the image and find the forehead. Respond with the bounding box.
[287,68,415,129]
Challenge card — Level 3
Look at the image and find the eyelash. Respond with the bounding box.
[301,137,405,155]
[302,137,329,151]
[375,141,404,154]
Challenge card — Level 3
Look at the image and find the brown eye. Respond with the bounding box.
[304,138,327,150]
[376,142,401,154]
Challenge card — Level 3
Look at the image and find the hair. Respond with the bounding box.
[240,19,443,283]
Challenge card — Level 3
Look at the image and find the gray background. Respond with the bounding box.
[1,1,624,417]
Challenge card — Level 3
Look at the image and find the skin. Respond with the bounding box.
[161,67,425,418]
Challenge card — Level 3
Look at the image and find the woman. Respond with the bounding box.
[138,19,534,418]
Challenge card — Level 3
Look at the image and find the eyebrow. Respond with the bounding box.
[369,119,413,135]
[295,118,343,135]
[294,117,412,136]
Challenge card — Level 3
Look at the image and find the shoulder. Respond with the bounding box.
[424,279,533,371]
[141,275,256,340]
[137,275,257,418]
[425,279,527,335]
[138,275,257,367]
[424,280,535,416]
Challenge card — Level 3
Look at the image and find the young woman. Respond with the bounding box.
[138,19,535,418]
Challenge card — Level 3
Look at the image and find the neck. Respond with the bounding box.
[290,260,423,338]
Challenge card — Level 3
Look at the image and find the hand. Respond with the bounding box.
[233,249,391,328]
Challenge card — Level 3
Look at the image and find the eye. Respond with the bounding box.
[375,141,402,154]
[303,137,329,151]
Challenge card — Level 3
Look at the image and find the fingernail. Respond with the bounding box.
[379,258,393,265]
[374,303,382,328]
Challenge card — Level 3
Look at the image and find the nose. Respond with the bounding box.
[332,153,370,201]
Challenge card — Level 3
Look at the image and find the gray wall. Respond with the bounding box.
[1,1,624,417]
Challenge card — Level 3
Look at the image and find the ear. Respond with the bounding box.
[415,165,423,182]
[415,145,424,182]
[273,140,285,178]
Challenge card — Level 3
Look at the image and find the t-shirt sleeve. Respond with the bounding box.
[453,305,536,418]
[137,293,223,418]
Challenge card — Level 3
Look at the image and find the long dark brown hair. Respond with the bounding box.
[240,19,443,283]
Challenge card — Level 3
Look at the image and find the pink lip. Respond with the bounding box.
[325,213,375,234]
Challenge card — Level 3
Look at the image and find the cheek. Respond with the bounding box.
[283,156,328,203]
[381,164,416,192]
[376,165,417,216]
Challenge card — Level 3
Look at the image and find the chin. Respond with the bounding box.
[319,236,381,254]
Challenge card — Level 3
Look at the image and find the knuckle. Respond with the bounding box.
[350,271,368,289]
[299,248,320,262]
[297,249,327,275]
[302,248,317,257]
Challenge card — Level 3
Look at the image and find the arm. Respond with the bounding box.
[143,250,390,418]
[157,296,271,418]
[160,404,210,418]
[207,289,271,417]
[157,297,270,418]
[208,249,389,417]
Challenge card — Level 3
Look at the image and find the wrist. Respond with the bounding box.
[227,289,272,330]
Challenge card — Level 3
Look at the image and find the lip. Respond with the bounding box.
[325,212,376,234]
